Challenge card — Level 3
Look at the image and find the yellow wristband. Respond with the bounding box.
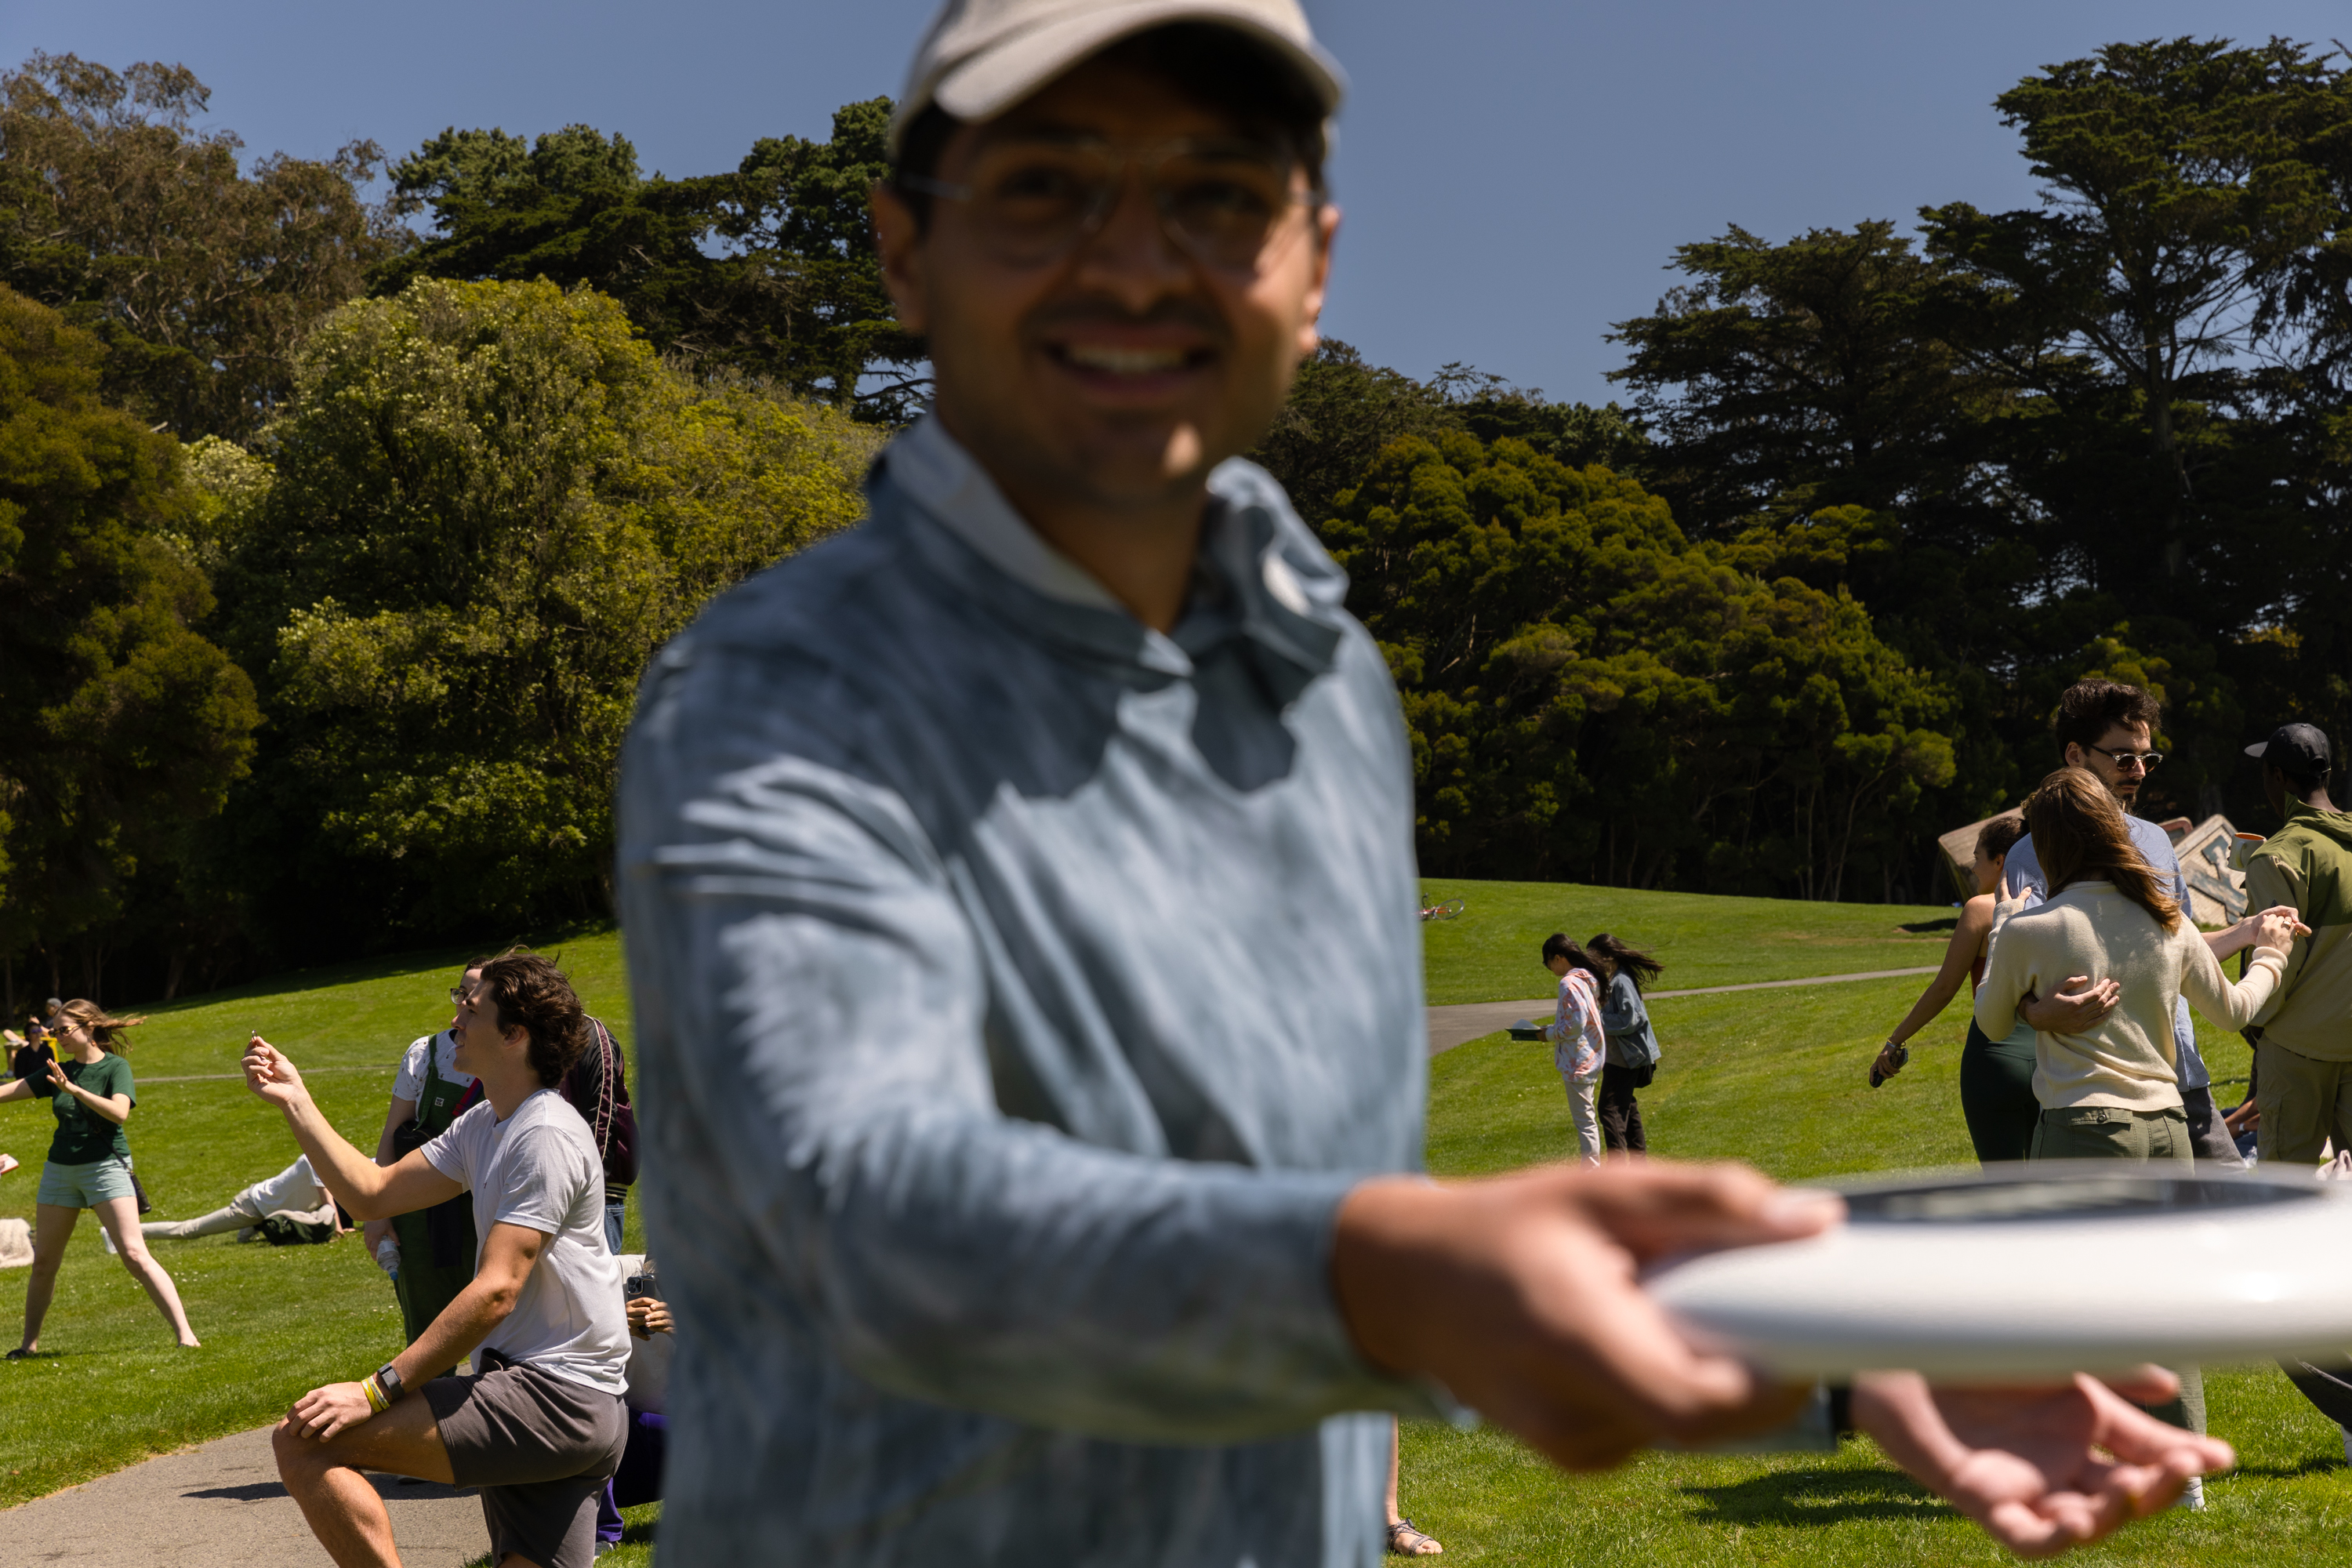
[361,1375,387,1414]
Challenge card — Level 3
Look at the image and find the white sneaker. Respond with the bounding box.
[2177,1475,2205,1511]
[0,1153,19,1176]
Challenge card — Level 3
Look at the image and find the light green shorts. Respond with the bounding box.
[37,1156,136,1209]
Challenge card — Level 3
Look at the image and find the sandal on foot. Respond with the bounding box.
[1387,1519,1443,1555]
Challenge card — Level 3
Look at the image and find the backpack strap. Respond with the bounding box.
[586,1018,616,1159]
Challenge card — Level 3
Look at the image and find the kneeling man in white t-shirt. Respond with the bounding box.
[245,953,629,1568]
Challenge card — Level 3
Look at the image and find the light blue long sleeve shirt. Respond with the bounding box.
[2002,814,2209,1090]
[616,417,1439,1566]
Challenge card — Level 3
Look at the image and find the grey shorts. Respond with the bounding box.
[424,1352,627,1568]
[36,1156,136,1209]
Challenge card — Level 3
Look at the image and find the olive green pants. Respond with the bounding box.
[2029,1102,2202,1434]
[2029,1105,2194,1164]
[2254,1039,2352,1166]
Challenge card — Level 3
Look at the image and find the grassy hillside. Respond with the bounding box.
[0,928,638,1512]
[1417,877,1955,1004]
[2,880,2337,1567]
[1406,924,2320,1566]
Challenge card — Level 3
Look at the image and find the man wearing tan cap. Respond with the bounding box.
[617,2,2232,1562]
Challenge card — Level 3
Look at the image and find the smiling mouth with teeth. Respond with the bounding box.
[1058,344,1201,374]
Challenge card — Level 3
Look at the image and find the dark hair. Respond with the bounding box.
[1540,932,1605,978]
[477,954,591,1087]
[1975,813,2027,862]
[2052,679,2161,760]
[2026,768,2180,933]
[1585,934,1664,992]
[890,21,1331,230]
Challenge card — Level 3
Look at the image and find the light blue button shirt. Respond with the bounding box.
[617,417,1439,1566]
[2002,815,2209,1090]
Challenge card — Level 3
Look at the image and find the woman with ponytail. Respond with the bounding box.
[1,1000,200,1353]
[1976,770,2303,1163]
[1587,933,1664,1156]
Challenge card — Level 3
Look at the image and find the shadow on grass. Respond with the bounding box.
[2227,1457,2347,1481]
[1681,1465,1951,1527]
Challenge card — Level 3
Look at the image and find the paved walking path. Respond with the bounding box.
[0,1425,485,1566]
[1425,966,1938,1055]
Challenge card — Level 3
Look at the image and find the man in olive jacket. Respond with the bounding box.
[2241,723,2352,1165]
[2238,721,2352,1454]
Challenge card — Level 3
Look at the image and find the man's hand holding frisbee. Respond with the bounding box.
[1335,1160,2230,1552]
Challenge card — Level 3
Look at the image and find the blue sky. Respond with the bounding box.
[9,1,2345,405]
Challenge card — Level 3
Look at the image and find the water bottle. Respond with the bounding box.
[375,1237,401,1281]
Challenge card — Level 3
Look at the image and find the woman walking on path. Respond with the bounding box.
[1539,934,1608,1165]
[1871,815,2046,1163]
[1588,934,1662,1156]
[1,1000,199,1355]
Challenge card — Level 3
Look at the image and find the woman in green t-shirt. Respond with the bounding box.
[1,1000,200,1354]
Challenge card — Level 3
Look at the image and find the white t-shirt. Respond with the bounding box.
[392,1030,477,1107]
[247,1155,332,1217]
[421,1088,629,1395]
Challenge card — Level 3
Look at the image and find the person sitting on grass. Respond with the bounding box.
[243,953,629,1568]
[605,1257,673,1530]
[2,999,200,1356]
[141,1152,345,1244]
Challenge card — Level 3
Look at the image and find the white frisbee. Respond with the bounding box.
[1646,1165,2352,1379]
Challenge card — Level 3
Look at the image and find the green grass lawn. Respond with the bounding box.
[1417,876,1958,1004]
[1403,953,2341,1564]
[3,878,2342,1567]
[0,926,642,1512]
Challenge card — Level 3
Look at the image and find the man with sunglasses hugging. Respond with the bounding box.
[614,4,2235,1563]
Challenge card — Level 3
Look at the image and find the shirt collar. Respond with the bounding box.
[878,415,1350,696]
[884,416,1123,612]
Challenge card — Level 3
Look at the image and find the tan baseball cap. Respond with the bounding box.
[890,0,1346,154]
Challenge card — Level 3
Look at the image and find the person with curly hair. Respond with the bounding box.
[1,999,200,1355]
[243,953,630,1568]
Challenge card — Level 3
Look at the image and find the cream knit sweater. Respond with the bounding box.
[1976,880,2286,1112]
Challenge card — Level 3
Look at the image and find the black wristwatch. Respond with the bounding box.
[374,1362,406,1403]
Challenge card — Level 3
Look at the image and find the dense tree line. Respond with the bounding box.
[1247,37,2352,902]
[5,35,2350,1004]
[0,59,880,1006]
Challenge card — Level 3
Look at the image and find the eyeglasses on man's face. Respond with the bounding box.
[2085,742,2165,774]
[902,134,1315,272]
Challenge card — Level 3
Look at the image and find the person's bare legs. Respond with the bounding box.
[89,1196,198,1346]
[272,1393,459,1568]
[16,1203,78,1352]
[1384,1417,1441,1554]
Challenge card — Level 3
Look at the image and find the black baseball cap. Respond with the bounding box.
[2246,722,2332,776]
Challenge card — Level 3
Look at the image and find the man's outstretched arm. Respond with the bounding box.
[1331,1163,2232,1558]
[244,1041,463,1221]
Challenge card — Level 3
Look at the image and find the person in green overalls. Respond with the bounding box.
[363,958,492,1370]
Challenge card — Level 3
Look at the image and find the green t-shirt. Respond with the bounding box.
[47,1053,134,1164]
